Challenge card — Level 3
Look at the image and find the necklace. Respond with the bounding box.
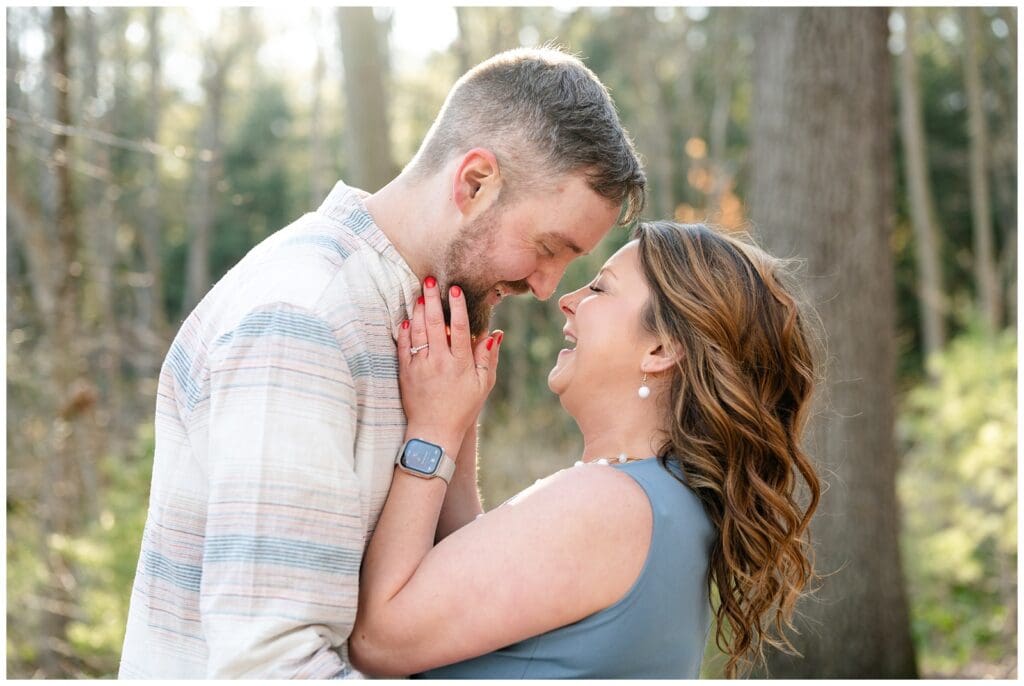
[574,453,651,467]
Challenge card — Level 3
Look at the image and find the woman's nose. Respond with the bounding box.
[559,290,576,316]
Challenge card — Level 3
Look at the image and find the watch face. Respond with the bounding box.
[401,439,443,475]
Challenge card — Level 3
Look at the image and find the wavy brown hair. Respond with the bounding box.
[633,221,822,678]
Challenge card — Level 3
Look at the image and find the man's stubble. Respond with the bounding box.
[438,205,530,337]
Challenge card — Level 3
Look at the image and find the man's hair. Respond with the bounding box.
[405,46,646,225]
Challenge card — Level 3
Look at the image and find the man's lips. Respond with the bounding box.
[482,282,529,306]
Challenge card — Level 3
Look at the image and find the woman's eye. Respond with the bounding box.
[588,284,603,293]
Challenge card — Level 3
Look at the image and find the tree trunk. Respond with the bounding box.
[81,6,119,377]
[454,7,473,74]
[309,7,329,206]
[898,8,946,367]
[138,7,169,355]
[622,9,673,218]
[487,7,523,55]
[7,21,58,325]
[184,34,232,312]
[996,7,1016,326]
[337,7,396,192]
[962,7,1001,331]
[707,9,740,215]
[68,4,105,520]
[748,8,918,677]
[42,7,81,674]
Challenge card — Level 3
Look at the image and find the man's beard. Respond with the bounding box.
[438,208,529,337]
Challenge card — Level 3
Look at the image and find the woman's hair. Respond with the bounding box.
[633,221,822,678]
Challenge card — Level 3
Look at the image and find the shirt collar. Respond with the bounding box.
[318,180,422,340]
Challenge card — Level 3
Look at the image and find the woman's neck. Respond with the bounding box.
[575,402,665,463]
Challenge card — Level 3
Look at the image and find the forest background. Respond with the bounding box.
[5,5,1018,679]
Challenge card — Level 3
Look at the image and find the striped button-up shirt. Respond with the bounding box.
[119,181,420,678]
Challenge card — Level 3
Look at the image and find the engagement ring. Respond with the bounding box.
[410,344,430,355]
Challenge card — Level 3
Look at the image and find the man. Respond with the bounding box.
[119,46,645,679]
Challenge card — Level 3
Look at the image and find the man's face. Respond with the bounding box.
[438,173,622,336]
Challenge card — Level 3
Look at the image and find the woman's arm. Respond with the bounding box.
[350,460,652,677]
[435,422,484,543]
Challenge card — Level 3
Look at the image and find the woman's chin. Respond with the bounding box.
[546,369,563,396]
[547,359,571,396]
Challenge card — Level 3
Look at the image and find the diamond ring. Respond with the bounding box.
[410,343,430,355]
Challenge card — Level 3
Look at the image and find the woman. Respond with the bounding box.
[349,221,822,678]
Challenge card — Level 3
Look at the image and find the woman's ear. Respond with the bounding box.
[641,341,683,375]
[452,148,501,216]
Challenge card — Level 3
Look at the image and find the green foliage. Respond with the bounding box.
[891,8,1017,381]
[64,426,152,676]
[7,425,153,678]
[897,322,1017,675]
[214,81,297,278]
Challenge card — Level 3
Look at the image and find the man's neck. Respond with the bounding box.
[364,175,448,282]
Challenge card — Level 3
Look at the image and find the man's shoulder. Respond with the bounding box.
[210,215,376,312]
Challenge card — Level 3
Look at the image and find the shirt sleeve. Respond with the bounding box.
[199,302,363,678]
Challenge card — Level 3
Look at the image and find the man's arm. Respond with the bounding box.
[200,303,362,678]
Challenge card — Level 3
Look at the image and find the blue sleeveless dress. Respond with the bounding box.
[414,457,717,679]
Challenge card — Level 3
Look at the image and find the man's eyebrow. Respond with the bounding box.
[544,232,586,256]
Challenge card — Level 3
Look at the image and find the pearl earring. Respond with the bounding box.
[638,372,650,399]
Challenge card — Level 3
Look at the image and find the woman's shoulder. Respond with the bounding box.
[508,462,654,605]
[489,462,653,576]
[501,460,654,525]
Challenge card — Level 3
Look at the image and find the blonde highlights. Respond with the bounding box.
[634,221,822,678]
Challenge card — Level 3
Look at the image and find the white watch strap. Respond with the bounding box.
[435,454,456,484]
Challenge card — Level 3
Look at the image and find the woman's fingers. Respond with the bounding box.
[472,329,502,382]
[486,330,503,387]
[447,284,472,360]
[397,317,412,367]
[409,291,428,356]
[422,276,447,354]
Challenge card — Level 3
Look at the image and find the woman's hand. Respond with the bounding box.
[398,276,502,454]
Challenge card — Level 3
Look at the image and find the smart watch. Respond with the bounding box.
[395,438,456,484]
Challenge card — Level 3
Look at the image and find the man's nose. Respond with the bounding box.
[527,267,563,301]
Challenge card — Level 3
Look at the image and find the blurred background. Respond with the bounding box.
[5,5,1017,679]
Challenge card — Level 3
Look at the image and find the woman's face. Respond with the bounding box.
[548,240,657,409]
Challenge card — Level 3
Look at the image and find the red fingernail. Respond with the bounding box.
[401,320,410,330]
[425,276,437,289]
[495,332,503,345]
[451,285,462,298]
[486,337,494,351]
[417,295,425,305]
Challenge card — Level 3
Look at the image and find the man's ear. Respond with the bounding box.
[641,340,683,375]
[452,148,501,217]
